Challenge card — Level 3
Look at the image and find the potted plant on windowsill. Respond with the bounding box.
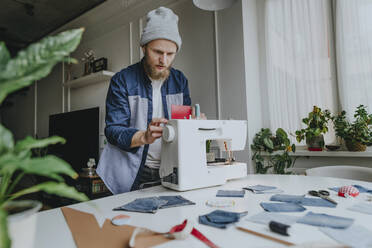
[0,28,89,248]
[332,105,372,152]
[251,128,296,174]
[295,106,332,151]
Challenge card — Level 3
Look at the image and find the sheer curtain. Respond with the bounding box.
[264,0,337,143]
[336,0,372,116]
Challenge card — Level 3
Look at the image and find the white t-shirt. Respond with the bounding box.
[145,78,164,169]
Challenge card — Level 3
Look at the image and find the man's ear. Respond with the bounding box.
[141,45,146,55]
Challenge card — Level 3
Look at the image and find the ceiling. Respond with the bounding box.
[0,0,106,56]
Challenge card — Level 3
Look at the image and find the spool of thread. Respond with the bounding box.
[195,104,200,119]
[269,221,290,236]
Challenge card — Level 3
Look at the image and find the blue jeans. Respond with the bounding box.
[131,165,161,191]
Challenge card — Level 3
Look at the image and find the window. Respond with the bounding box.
[261,0,372,144]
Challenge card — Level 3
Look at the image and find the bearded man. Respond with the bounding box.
[97,7,191,194]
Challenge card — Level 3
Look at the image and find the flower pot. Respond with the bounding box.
[6,200,42,248]
[306,135,324,151]
[345,140,367,152]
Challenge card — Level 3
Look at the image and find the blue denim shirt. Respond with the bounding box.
[97,59,191,194]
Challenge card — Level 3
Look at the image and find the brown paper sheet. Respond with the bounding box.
[61,207,171,248]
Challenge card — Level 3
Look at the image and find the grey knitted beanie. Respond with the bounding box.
[140,7,182,50]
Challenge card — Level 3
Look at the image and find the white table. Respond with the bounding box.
[34,175,372,248]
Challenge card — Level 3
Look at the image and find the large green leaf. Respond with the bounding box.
[8,182,88,202]
[0,125,14,155]
[14,136,65,153]
[0,154,20,175]
[19,156,78,181]
[0,42,10,70]
[0,208,10,248]
[0,64,54,104]
[0,28,84,103]
[263,137,274,150]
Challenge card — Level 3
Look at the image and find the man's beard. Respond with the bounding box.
[143,55,171,80]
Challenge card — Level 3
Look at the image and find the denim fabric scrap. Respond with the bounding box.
[113,195,195,213]
[243,185,283,194]
[297,211,354,229]
[199,210,248,229]
[348,202,372,215]
[216,190,245,198]
[270,194,336,208]
[113,197,168,213]
[329,185,372,194]
[320,225,372,248]
[301,197,336,208]
[270,194,305,204]
[158,195,196,209]
[260,202,306,212]
[246,211,300,226]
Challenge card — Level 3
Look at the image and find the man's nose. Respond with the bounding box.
[159,53,167,64]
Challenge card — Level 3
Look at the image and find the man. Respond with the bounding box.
[97,7,191,194]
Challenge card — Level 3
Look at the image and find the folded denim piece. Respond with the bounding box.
[320,225,372,248]
[297,211,354,229]
[245,185,277,191]
[270,194,336,208]
[243,185,283,194]
[199,210,248,229]
[113,197,168,213]
[246,211,300,225]
[348,202,372,215]
[113,195,195,213]
[216,190,245,197]
[329,184,372,194]
[260,202,306,212]
[158,195,196,208]
[270,194,305,204]
[301,197,337,208]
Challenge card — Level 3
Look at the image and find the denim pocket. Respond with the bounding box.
[199,210,248,229]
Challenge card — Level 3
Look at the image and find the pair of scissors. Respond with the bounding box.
[308,190,338,205]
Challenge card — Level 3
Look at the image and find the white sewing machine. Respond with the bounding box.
[160,119,247,191]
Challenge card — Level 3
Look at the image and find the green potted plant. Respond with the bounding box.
[295,106,332,151]
[0,28,89,248]
[251,128,296,174]
[332,105,372,151]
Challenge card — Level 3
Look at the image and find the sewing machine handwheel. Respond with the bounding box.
[163,125,175,142]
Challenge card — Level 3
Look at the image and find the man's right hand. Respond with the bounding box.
[131,118,168,148]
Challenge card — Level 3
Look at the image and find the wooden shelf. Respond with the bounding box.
[260,146,372,158]
[63,70,114,89]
